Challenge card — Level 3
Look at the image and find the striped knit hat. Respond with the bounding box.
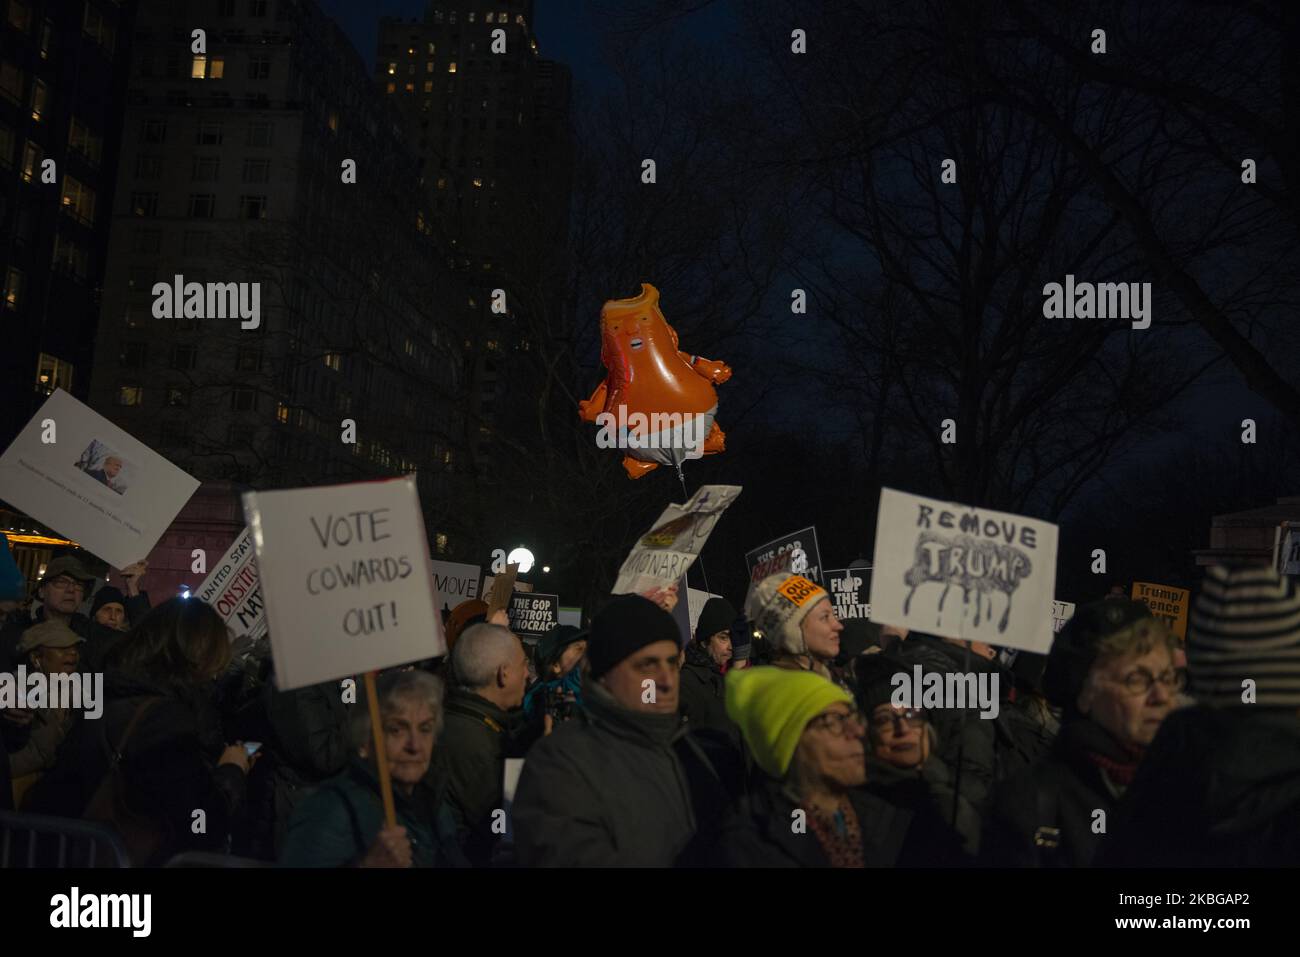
[1188,565,1300,707]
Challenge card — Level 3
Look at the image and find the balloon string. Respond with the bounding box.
[675,464,712,595]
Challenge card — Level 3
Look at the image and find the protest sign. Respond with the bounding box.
[485,563,519,616]
[823,568,871,620]
[1280,523,1300,576]
[508,591,560,637]
[868,488,1059,654]
[745,526,823,585]
[195,528,266,641]
[244,476,442,691]
[431,560,481,619]
[1131,581,1190,639]
[0,389,199,568]
[612,485,742,597]
[558,607,582,629]
[1051,600,1076,634]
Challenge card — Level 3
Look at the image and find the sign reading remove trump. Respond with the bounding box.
[244,477,443,690]
[0,389,199,569]
[612,485,741,597]
[868,488,1059,654]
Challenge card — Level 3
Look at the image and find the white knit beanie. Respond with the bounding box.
[744,573,829,655]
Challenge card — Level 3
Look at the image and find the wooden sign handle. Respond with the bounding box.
[364,670,397,828]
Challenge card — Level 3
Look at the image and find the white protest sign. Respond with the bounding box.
[1051,600,1076,634]
[244,476,443,691]
[612,485,742,597]
[0,389,199,568]
[195,528,266,641]
[868,488,1059,654]
[431,560,481,616]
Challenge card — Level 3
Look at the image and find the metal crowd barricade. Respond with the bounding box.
[163,851,272,867]
[0,809,130,868]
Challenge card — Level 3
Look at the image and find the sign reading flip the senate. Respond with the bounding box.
[195,528,266,641]
[823,568,871,620]
[0,389,199,569]
[612,485,742,596]
[868,488,1059,654]
[244,476,443,691]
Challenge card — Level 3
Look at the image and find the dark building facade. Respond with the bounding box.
[0,0,136,447]
[88,0,473,552]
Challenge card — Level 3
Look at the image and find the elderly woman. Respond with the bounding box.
[715,667,965,867]
[982,598,1182,867]
[282,670,467,868]
[744,574,852,693]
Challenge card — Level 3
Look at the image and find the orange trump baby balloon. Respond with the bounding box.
[579,283,730,479]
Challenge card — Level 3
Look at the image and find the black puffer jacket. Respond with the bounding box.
[715,776,968,867]
[678,643,748,798]
[981,718,1128,868]
[1096,706,1300,867]
[24,670,246,864]
[513,682,726,867]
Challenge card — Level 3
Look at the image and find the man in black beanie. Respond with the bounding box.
[513,595,727,866]
[679,597,747,797]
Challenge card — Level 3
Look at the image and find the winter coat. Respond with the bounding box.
[679,643,748,798]
[981,718,1128,868]
[715,776,968,867]
[1096,706,1300,867]
[432,687,529,866]
[8,705,75,779]
[512,682,727,867]
[1,710,29,811]
[281,758,468,868]
[23,669,246,864]
[865,750,981,857]
[80,592,151,673]
[522,667,583,722]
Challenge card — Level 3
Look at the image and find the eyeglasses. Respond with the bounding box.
[868,708,927,732]
[1113,668,1187,695]
[808,709,865,737]
[44,576,83,591]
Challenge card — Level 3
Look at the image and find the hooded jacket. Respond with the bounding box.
[512,681,726,867]
[23,669,246,864]
[1096,706,1300,867]
[281,757,467,868]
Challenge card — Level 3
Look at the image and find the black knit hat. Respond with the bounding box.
[694,596,737,644]
[835,618,881,665]
[854,653,907,712]
[537,624,586,673]
[1189,565,1300,707]
[1043,598,1153,712]
[90,585,127,620]
[588,594,682,679]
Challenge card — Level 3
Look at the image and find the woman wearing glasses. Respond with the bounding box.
[715,667,966,867]
[855,655,982,856]
[982,599,1183,867]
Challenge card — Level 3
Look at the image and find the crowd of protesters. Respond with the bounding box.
[2,535,1298,868]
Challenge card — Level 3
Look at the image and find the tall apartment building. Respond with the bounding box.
[377,1,574,476]
[0,0,136,448]
[88,0,473,550]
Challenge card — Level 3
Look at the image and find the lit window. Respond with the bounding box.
[386,82,395,94]
[20,140,40,183]
[404,82,414,93]
[192,55,206,79]
[4,267,21,310]
[436,533,448,554]
[436,177,447,189]
[68,117,103,166]
[448,62,456,73]
[60,175,96,225]
[328,111,338,132]
[486,12,494,23]
[426,61,434,73]
[276,403,289,423]
[117,386,144,407]
[30,78,47,122]
[130,192,158,217]
[408,47,415,56]
[428,42,435,54]
[209,57,224,79]
[468,11,475,22]
[324,353,341,371]
[472,177,482,187]
[423,80,432,93]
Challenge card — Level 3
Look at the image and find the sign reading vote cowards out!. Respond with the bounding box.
[195,528,266,641]
[244,477,443,691]
[508,592,559,638]
[869,488,1059,654]
[1131,582,1190,639]
[745,527,823,585]
[0,389,199,569]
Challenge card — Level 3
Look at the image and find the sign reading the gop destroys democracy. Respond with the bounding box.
[612,485,742,598]
[244,476,443,691]
[1130,581,1190,639]
[823,568,871,620]
[508,592,560,637]
[745,527,823,585]
[869,488,1059,654]
[195,528,267,641]
[0,389,199,569]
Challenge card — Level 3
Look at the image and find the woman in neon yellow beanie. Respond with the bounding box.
[717,666,968,867]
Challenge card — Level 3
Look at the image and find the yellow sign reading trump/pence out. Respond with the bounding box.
[1130,581,1190,640]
